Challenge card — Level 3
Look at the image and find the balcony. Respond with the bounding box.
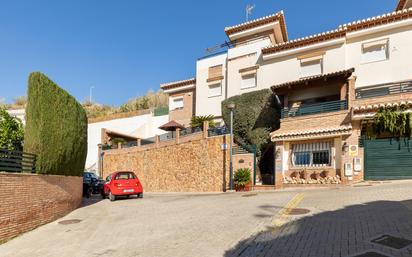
[355,80,412,99]
[281,99,348,118]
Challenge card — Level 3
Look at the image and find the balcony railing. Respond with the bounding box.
[281,100,348,118]
[355,80,412,99]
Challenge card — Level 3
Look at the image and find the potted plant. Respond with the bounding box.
[234,168,252,191]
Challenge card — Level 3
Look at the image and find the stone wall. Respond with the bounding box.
[102,135,234,192]
[0,173,82,242]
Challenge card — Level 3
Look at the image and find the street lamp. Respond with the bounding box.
[227,103,236,191]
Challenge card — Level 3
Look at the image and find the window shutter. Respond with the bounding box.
[208,65,223,80]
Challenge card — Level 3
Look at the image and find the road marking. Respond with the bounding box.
[271,193,305,234]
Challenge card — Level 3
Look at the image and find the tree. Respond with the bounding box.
[24,72,88,176]
[221,89,280,158]
[190,115,216,128]
[0,108,24,151]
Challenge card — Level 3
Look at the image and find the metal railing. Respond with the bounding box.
[355,80,412,99]
[208,126,230,137]
[281,100,348,118]
[0,149,36,173]
[153,106,169,116]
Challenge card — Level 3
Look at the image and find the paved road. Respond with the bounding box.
[1,181,412,257]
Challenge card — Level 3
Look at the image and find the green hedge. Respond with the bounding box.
[24,72,88,176]
[221,89,280,159]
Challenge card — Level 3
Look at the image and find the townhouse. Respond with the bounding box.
[161,1,412,187]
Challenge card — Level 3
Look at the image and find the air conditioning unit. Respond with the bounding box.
[354,157,362,173]
[344,163,353,179]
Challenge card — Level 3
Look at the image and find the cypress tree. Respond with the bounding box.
[24,72,87,176]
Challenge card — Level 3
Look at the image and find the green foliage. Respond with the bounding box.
[234,168,251,187]
[24,72,88,176]
[111,137,126,145]
[374,106,412,138]
[221,89,280,158]
[0,108,24,150]
[83,90,168,119]
[190,115,216,128]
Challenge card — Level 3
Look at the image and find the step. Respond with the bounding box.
[252,185,276,191]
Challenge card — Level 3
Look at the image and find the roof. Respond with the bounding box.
[262,8,412,56]
[160,78,196,91]
[105,130,139,140]
[396,0,408,11]
[271,68,355,91]
[159,120,185,131]
[353,100,412,113]
[262,28,346,55]
[270,125,352,142]
[224,11,288,41]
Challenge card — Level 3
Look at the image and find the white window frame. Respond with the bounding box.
[300,56,323,78]
[291,142,331,168]
[241,73,257,90]
[170,97,184,110]
[361,39,389,64]
[208,82,222,98]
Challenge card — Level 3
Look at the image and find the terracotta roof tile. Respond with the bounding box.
[225,11,288,41]
[271,126,352,141]
[353,100,412,113]
[262,8,412,56]
[271,68,355,91]
[160,78,196,91]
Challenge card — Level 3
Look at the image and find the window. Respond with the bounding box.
[170,97,184,110]
[361,39,389,63]
[300,57,323,77]
[241,74,256,89]
[208,65,223,80]
[208,83,222,97]
[292,142,331,167]
[115,172,136,180]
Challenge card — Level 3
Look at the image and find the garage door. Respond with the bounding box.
[364,138,412,180]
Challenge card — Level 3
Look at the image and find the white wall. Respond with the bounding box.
[6,109,25,125]
[346,24,412,88]
[195,53,227,117]
[86,113,169,172]
[259,43,346,90]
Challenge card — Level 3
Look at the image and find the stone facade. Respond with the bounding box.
[102,134,234,192]
[0,173,82,242]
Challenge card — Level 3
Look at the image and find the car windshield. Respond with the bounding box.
[114,172,136,180]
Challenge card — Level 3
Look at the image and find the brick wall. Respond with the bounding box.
[278,111,351,133]
[0,173,82,242]
[102,135,233,192]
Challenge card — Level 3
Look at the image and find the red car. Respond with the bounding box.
[102,171,143,201]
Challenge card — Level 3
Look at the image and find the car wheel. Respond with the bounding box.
[101,191,106,199]
[109,191,116,202]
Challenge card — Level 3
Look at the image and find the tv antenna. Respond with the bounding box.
[246,4,255,21]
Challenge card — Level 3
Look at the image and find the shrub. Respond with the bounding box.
[190,115,216,128]
[221,89,280,158]
[234,168,251,187]
[0,108,24,150]
[24,72,88,176]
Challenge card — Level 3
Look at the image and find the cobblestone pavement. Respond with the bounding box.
[2,181,412,257]
[225,180,412,257]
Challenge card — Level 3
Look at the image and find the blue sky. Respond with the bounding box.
[0,0,398,106]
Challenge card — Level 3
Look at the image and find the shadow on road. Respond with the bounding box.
[225,199,412,257]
